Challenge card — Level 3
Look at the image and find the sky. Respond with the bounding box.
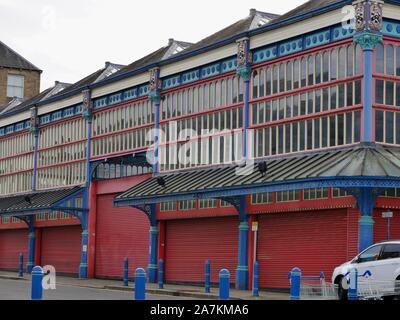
[0,0,306,91]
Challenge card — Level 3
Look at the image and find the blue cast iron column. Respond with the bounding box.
[236,37,252,161]
[149,67,162,175]
[27,107,39,273]
[353,0,383,142]
[236,196,249,290]
[148,204,158,283]
[26,216,35,273]
[356,188,376,252]
[79,88,93,279]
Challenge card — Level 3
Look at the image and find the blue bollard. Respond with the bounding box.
[205,260,211,294]
[253,261,259,297]
[18,253,24,278]
[123,257,129,287]
[219,269,230,300]
[290,267,301,300]
[31,266,44,300]
[159,259,164,289]
[134,268,146,300]
[348,268,358,301]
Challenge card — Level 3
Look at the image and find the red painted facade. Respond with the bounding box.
[40,226,82,274]
[0,229,28,271]
[256,209,359,289]
[164,217,239,284]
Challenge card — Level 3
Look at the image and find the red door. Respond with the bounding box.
[257,209,358,289]
[95,194,149,279]
[0,229,28,271]
[165,217,238,284]
[374,209,400,243]
[41,226,82,275]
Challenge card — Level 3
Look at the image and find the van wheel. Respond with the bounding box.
[336,276,348,301]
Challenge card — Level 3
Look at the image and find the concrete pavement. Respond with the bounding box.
[0,270,289,300]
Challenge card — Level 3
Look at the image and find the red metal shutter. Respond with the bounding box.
[41,226,82,275]
[374,209,400,243]
[0,229,28,271]
[257,209,354,289]
[95,194,149,279]
[165,217,238,284]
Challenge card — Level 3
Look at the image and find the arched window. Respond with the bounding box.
[338,47,346,79]
[376,43,384,74]
[315,53,321,84]
[252,71,259,99]
[347,45,354,77]
[386,44,395,75]
[307,56,314,86]
[330,49,337,81]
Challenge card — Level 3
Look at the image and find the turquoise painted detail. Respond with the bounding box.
[200,62,221,79]
[236,265,249,272]
[253,46,277,64]
[109,93,122,105]
[305,30,331,49]
[138,85,150,97]
[123,88,138,100]
[181,69,200,84]
[279,38,303,56]
[332,26,355,41]
[222,58,237,73]
[94,97,108,109]
[162,75,181,90]
[359,215,375,226]
[239,221,249,231]
[382,20,400,38]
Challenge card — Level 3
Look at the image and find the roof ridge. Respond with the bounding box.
[0,40,42,72]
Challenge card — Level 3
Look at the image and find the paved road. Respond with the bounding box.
[0,279,195,300]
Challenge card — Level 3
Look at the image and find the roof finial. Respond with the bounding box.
[250,8,257,17]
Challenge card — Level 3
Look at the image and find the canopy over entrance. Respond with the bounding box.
[114,144,400,207]
[0,186,87,220]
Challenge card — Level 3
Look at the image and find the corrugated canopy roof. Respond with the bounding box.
[0,186,85,216]
[114,145,400,206]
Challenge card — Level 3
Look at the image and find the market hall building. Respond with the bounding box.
[1,0,400,290]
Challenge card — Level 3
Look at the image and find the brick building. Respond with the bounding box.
[0,41,41,107]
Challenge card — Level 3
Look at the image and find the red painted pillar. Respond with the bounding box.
[158,220,166,262]
[87,181,97,279]
[34,228,42,266]
[248,214,258,288]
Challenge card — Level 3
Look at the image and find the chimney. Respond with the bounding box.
[168,38,174,46]
[250,8,257,17]
[105,61,111,68]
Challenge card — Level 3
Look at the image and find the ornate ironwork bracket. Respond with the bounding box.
[218,196,241,213]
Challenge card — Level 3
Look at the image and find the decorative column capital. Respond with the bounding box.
[149,67,162,104]
[29,106,39,136]
[359,215,375,226]
[353,32,383,50]
[352,0,384,50]
[236,37,252,82]
[82,89,93,122]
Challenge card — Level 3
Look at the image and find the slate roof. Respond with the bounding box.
[112,39,192,79]
[175,10,279,57]
[272,0,350,24]
[0,186,84,215]
[0,41,41,72]
[0,81,71,117]
[114,144,400,206]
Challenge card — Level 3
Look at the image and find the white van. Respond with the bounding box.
[332,241,400,300]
